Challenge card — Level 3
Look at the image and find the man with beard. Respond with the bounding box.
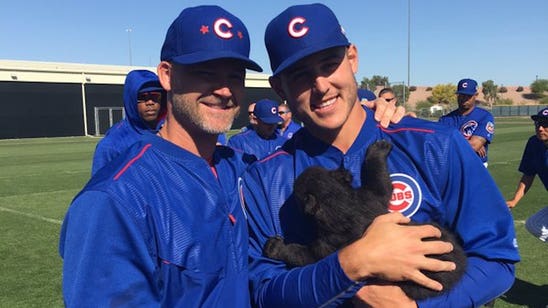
[439,78,495,167]
[59,6,261,307]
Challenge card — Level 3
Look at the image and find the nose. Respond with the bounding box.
[212,85,233,99]
[312,75,330,96]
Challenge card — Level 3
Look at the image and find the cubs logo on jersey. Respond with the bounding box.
[389,173,422,217]
[486,121,495,135]
[460,120,478,139]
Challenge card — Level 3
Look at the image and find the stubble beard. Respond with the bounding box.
[171,94,237,135]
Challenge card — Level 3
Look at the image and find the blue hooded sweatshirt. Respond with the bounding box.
[91,70,166,175]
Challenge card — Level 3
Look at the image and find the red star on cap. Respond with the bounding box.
[200,25,209,35]
[237,31,243,39]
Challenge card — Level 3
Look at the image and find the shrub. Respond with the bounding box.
[516,86,524,92]
[494,98,513,106]
[498,86,508,93]
[426,87,432,91]
[409,86,417,92]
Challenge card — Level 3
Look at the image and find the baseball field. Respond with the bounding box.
[0,117,546,307]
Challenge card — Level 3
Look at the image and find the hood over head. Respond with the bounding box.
[123,70,166,133]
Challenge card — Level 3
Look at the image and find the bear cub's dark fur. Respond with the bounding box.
[263,140,466,300]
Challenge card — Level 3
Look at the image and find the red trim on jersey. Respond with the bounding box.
[208,158,219,178]
[378,125,434,134]
[114,143,152,180]
[228,214,236,225]
[259,150,289,163]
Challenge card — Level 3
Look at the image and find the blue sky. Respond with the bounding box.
[1,0,546,86]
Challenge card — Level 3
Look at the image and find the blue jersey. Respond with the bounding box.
[228,129,286,160]
[277,120,302,139]
[438,107,494,163]
[91,70,166,175]
[60,134,254,307]
[519,135,548,190]
[243,107,519,307]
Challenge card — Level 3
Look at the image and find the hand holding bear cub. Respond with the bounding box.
[263,140,466,300]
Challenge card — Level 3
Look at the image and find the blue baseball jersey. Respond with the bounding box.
[519,135,548,190]
[277,120,302,139]
[91,70,166,175]
[243,107,519,307]
[438,107,495,163]
[228,129,287,160]
[60,133,254,307]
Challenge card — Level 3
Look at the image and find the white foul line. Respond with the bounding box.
[0,206,62,225]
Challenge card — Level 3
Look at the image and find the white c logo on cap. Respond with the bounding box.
[462,82,468,88]
[214,18,233,39]
[271,107,277,114]
[288,17,309,38]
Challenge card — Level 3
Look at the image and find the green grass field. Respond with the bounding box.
[0,119,546,307]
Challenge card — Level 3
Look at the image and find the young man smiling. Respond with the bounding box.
[243,3,519,307]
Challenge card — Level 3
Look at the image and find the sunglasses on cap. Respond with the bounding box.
[138,91,162,103]
[384,97,396,102]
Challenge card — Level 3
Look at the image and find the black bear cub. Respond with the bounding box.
[263,140,466,300]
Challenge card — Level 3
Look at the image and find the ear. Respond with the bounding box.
[269,75,287,101]
[157,61,173,92]
[347,44,359,75]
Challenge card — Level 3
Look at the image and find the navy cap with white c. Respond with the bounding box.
[161,5,262,72]
[265,3,350,76]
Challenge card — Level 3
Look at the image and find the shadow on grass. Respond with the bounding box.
[499,278,548,308]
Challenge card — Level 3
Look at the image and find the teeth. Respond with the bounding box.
[317,97,336,108]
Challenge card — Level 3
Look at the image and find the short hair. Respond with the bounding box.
[378,88,395,97]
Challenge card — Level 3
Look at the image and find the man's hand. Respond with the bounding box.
[338,212,456,292]
[364,98,406,128]
[353,283,417,308]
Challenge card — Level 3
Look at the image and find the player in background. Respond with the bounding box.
[91,70,166,175]
[242,4,519,307]
[507,107,548,242]
[439,78,495,167]
[241,101,258,132]
[276,103,302,139]
[228,99,287,159]
[507,107,548,208]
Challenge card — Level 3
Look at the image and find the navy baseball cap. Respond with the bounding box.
[456,78,478,95]
[253,99,283,124]
[358,89,376,101]
[265,3,350,76]
[161,5,262,72]
[139,81,163,93]
[531,107,548,121]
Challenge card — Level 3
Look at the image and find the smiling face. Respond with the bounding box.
[166,59,246,135]
[270,46,364,145]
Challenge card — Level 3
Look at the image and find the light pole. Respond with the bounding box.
[126,28,133,66]
[407,0,411,109]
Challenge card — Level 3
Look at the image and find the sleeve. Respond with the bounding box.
[91,141,118,176]
[472,112,495,143]
[243,168,362,307]
[59,191,159,307]
[418,130,519,307]
[518,138,536,176]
